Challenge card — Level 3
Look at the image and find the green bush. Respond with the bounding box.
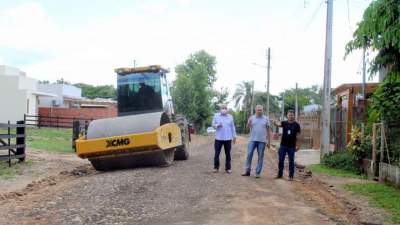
[322,151,362,174]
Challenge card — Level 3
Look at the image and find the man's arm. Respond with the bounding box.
[246,116,252,130]
[231,116,237,144]
[273,119,282,127]
[295,123,301,151]
[267,127,272,148]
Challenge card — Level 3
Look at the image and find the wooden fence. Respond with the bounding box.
[0,121,26,166]
[297,112,321,149]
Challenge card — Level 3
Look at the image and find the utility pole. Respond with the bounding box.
[295,83,298,120]
[321,0,333,159]
[250,81,255,114]
[266,48,271,117]
[362,47,366,99]
[281,92,285,121]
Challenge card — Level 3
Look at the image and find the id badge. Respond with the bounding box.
[288,130,291,135]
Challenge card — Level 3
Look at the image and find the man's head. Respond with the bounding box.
[287,110,295,122]
[255,105,264,116]
[219,104,228,115]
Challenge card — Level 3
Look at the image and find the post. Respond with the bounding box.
[380,123,384,163]
[295,83,299,120]
[16,120,26,162]
[362,46,366,99]
[372,123,377,176]
[266,47,271,116]
[7,120,11,167]
[250,81,255,115]
[321,0,333,159]
[281,92,285,120]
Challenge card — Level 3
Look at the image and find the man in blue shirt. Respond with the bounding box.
[242,105,271,178]
[212,104,237,174]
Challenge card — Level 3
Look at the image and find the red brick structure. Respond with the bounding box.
[39,107,117,119]
[38,107,117,127]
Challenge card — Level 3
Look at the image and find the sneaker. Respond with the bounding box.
[288,177,294,181]
[213,169,219,173]
[226,169,232,174]
[255,174,260,178]
[241,172,250,176]
[274,175,283,179]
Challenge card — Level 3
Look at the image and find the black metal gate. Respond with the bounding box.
[0,120,26,166]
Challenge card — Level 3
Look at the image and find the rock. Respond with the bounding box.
[49,181,57,186]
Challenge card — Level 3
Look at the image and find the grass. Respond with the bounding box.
[26,127,73,153]
[307,164,367,179]
[344,183,400,223]
[0,160,34,179]
[1,127,74,153]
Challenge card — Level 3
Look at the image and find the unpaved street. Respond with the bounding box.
[0,136,390,225]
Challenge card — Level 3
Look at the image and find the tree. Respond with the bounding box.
[253,91,280,114]
[171,50,217,130]
[38,80,50,84]
[232,81,254,133]
[279,85,322,114]
[55,78,70,85]
[345,0,400,77]
[74,83,117,100]
[232,81,254,114]
[345,0,400,163]
[211,87,229,111]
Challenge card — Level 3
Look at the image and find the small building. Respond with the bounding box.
[333,82,380,150]
[37,84,117,125]
[0,65,55,123]
[38,83,82,108]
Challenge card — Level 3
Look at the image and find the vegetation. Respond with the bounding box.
[39,79,117,100]
[344,183,400,223]
[307,164,366,179]
[171,50,217,131]
[321,151,362,174]
[0,160,33,179]
[211,87,229,111]
[74,83,117,100]
[26,128,73,153]
[345,0,400,164]
[345,0,400,76]
[279,85,321,114]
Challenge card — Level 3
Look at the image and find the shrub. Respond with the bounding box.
[322,151,362,174]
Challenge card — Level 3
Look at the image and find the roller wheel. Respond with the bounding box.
[174,116,190,160]
[88,149,176,171]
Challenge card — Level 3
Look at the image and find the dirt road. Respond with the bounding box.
[0,136,390,225]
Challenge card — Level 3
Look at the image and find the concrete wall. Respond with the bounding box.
[0,65,39,123]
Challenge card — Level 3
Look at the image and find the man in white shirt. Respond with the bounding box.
[211,104,237,174]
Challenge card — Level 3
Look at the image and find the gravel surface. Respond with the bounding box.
[0,135,392,225]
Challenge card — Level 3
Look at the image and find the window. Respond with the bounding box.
[117,72,163,114]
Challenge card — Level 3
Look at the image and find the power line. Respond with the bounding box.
[346,0,353,34]
[306,0,324,28]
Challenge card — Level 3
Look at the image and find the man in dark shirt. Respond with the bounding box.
[273,110,301,181]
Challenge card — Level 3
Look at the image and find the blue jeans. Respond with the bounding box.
[278,146,295,178]
[245,141,266,175]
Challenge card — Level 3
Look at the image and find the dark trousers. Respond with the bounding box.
[278,146,295,178]
[214,140,232,170]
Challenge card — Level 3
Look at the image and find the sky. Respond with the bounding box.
[0,0,378,98]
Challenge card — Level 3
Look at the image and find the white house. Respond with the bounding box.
[0,65,55,123]
[38,83,82,108]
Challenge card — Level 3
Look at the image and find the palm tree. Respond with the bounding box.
[232,81,254,132]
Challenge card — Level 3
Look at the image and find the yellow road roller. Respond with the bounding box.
[73,65,190,171]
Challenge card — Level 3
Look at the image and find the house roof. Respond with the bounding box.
[333,83,380,95]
